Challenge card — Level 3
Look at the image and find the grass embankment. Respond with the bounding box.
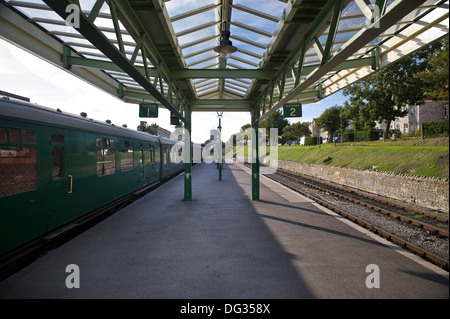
[277,137,449,179]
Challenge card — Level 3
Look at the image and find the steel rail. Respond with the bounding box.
[262,171,449,271]
[275,169,449,238]
[278,169,449,223]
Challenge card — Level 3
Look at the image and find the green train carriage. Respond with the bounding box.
[0,97,184,256]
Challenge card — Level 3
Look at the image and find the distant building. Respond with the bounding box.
[157,127,182,141]
[376,99,449,134]
[309,118,328,140]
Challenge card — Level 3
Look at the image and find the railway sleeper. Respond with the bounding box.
[267,173,450,270]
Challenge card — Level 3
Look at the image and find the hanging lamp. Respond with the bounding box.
[214,22,237,60]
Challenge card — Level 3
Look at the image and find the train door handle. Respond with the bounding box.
[67,175,73,194]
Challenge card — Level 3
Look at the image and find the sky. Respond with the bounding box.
[0,0,349,144]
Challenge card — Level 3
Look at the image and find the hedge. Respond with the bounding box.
[305,136,322,146]
[423,119,449,138]
[342,129,379,142]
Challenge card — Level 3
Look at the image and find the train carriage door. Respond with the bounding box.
[46,131,75,231]
[164,146,170,177]
[144,144,151,184]
[137,143,145,184]
[149,142,159,183]
[154,141,161,180]
[47,132,67,230]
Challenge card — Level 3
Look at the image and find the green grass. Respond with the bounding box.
[277,138,449,179]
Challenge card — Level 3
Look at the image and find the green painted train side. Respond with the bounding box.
[0,116,183,256]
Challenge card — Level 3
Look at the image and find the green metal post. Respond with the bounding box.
[184,106,192,201]
[251,106,260,201]
[218,117,222,181]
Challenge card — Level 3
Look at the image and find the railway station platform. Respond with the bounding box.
[0,162,448,299]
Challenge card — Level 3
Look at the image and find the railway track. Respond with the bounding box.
[276,168,449,237]
[249,164,449,270]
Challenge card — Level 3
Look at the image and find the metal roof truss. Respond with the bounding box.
[0,0,448,123]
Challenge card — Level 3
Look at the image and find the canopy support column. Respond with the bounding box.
[251,106,260,201]
[184,106,192,201]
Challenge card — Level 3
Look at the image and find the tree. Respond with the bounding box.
[315,105,345,140]
[341,101,376,131]
[414,36,449,104]
[137,122,159,135]
[259,110,289,143]
[240,123,251,143]
[281,122,311,142]
[343,46,433,140]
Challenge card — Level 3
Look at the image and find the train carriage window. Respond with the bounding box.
[9,129,21,143]
[165,147,171,164]
[146,147,151,165]
[134,149,142,167]
[0,127,38,197]
[0,146,38,197]
[96,138,116,176]
[0,128,6,143]
[51,134,64,143]
[149,144,156,164]
[22,130,36,143]
[52,147,65,178]
[120,141,133,171]
[154,146,160,164]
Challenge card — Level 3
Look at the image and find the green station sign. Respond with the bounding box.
[139,103,159,118]
[283,103,302,118]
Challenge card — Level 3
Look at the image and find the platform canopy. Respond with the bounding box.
[0,0,448,125]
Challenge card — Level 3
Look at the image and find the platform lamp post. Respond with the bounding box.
[217,111,223,181]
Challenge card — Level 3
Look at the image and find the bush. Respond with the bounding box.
[305,136,322,146]
[323,156,332,163]
[402,129,421,139]
[342,129,379,142]
[343,130,355,142]
[389,129,402,139]
[423,119,449,138]
[356,129,379,141]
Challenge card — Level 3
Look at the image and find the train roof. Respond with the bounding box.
[158,136,182,146]
[0,97,165,143]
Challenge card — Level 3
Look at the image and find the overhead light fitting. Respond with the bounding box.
[214,22,237,60]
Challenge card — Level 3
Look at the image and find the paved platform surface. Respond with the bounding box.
[0,162,448,299]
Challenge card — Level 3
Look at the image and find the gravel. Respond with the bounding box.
[272,173,449,267]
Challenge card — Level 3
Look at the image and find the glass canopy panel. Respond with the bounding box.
[2,0,447,114]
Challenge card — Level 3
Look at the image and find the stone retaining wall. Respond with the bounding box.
[277,160,449,213]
